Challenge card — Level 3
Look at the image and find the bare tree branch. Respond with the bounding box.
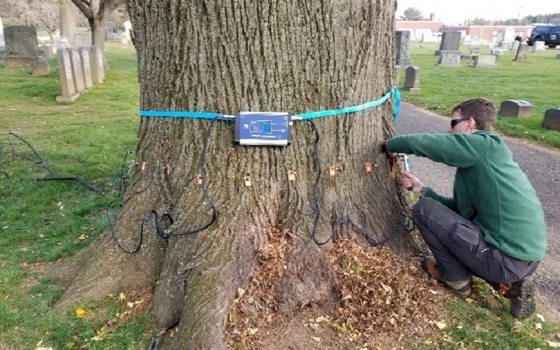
[70,0,94,19]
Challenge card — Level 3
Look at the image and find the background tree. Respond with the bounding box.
[53,0,407,348]
[467,17,492,25]
[60,0,77,46]
[0,0,60,42]
[401,7,424,21]
[69,0,123,51]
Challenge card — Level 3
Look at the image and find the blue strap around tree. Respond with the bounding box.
[139,110,221,119]
[293,87,400,122]
[139,86,401,123]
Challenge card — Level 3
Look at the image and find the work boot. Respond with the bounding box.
[421,257,472,297]
[497,278,536,319]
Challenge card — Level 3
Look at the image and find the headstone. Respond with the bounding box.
[79,47,93,88]
[37,46,51,59]
[511,40,520,52]
[3,25,38,68]
[0,18,5,47]
[123,20,132,41]
[542,109,560,131]
[56,48,79,102]
[473,54,498,67]
[70,48,86,92]
[499,41,514,50]
[395,31,412,66]
[499,100,532,118]
[504,27,516,42]
[90,45,105,84]
[438,50,461,66]
[58,37,70,49]
[436,32,461,55]
[514,43,528,61]
[491,48,504,56]
[533,41,545,52]
[403,66,420,90]
[32,56,49,76]
[469,47,480,55]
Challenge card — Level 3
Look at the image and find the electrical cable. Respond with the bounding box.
[113,121,218,254]
[306,120,333,246]
[305,119,415,246]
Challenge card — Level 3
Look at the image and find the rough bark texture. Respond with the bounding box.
[60,0,76,46]
[56,1,407,349]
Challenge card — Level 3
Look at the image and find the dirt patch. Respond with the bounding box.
[226,231,449,349]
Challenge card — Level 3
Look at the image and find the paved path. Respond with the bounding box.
[396,102,560,320]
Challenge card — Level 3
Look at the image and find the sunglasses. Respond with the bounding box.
[450,117,471,128]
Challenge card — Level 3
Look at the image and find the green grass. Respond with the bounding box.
[1,45,559,349]
[436,280,560,349]
[400,43,560,147]
[0,47,154,349]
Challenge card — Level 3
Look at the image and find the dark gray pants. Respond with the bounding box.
[413,197,538,283]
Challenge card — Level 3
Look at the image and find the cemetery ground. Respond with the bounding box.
[1,47,560,349]
[400,43,560,149]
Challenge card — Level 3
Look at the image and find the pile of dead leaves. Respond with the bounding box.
[226,225,290,348]
[327,239,445,343]
[226,233,447,348]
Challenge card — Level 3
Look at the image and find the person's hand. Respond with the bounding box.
[401,172,424,192]
[381,141,397,159]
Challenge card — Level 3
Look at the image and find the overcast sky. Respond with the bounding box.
[396,0,558,25]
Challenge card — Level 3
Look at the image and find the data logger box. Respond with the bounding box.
[235,112,291,146]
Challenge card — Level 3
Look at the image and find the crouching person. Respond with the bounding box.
[383,98,547,319]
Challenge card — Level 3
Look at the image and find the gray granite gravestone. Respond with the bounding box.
[511,40,520,52]
[90,45,105,84]
[31,56,49,76]
[56,48,79,102]
[499,100,532,118]
[473,54,497,67]
[3,25,38,68]
[435,32,461,55]
[542,109,560,131]
[514,43,528,61]
[438,50,461,66]
[70,48,85,92]
[79,47,93,89]
[403,66,420,90]
[395,31,412,66]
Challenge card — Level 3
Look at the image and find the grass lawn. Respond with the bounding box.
[401,43,560,148]
[0,46,559,349]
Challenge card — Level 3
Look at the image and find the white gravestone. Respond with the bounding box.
[0,18,4,47]
[70,48,86,92]
[56,48,79,102]
[533,41,545,52]
[90,45,105,84]
[79,47,93,88]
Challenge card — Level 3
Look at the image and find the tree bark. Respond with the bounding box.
[60,0,76,46]
[55,1,407,348]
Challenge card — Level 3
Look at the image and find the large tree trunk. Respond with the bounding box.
[60,0,76,46]
[56,0,408,348]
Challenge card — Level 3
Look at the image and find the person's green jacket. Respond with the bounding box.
[386,131,546,261]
